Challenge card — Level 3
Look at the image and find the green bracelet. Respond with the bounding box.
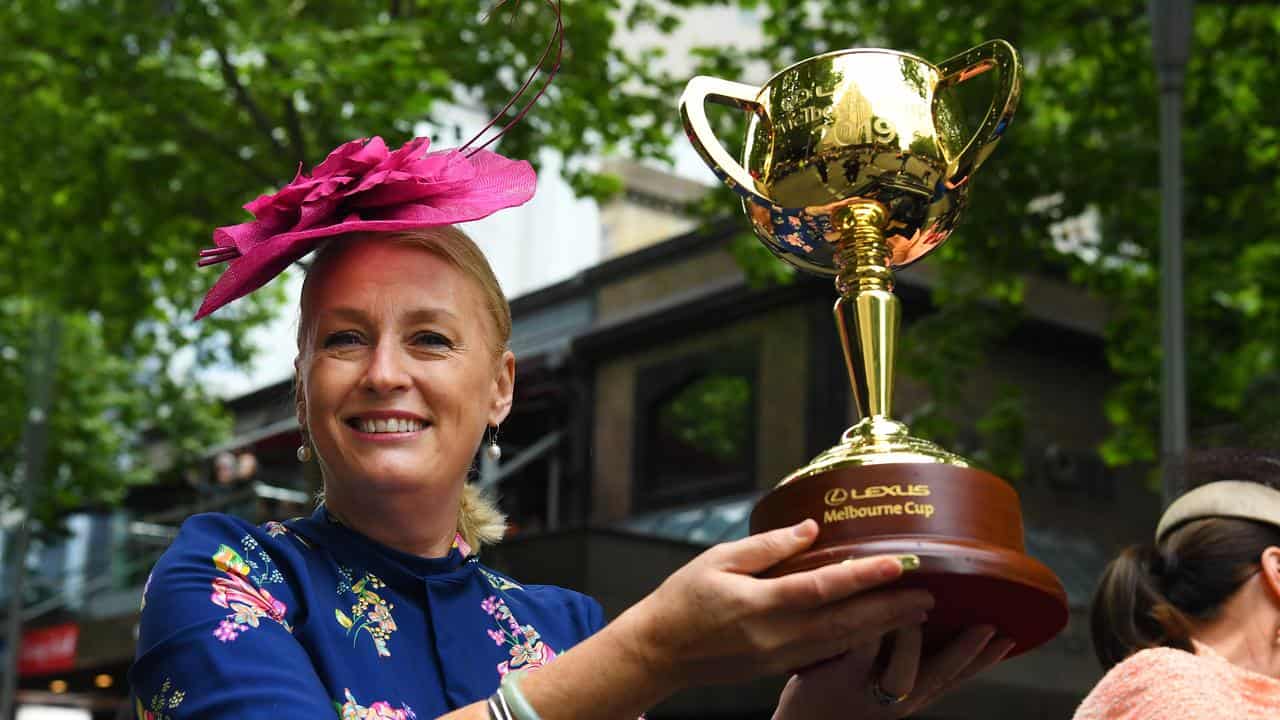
[499,670,543,720]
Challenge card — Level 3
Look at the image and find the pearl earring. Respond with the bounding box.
[296,443,312,463]
[485,426,502,462]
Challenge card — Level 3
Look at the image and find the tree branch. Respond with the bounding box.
[214,46,286,156]
[172,114,280,188]
[282,96,308,167]
[258,50,309,167]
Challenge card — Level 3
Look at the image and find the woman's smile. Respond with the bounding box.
[343,411,432,440]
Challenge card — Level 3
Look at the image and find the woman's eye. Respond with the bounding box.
[412,332,453,349]
[322,331,364,348]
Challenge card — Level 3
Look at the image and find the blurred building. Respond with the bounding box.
[0,159,1157,719]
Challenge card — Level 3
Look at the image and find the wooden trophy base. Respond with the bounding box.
[749,462,1068,658]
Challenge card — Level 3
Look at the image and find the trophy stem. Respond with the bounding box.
[783,198,965,483]
[835,201,893,296]
[833,200,900,425]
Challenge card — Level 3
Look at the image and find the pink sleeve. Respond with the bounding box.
[1073,648,1224,720]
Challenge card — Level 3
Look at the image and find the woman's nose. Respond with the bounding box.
[361,340,411,394]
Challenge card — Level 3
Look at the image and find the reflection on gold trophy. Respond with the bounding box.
[680,41,1068,655]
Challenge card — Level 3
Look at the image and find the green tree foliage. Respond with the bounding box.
[3,0,1277,525]
[658,373,752,463]
[670,1,1280,476]
[0,0,686,527]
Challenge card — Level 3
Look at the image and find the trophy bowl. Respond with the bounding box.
[680,41,1068,657]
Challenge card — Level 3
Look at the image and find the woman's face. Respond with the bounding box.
[298,237,514,504]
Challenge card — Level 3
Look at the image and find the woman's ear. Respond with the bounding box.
[488,350,515,427]
[1260,546,1280,604]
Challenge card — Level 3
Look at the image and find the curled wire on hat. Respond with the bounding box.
[461,0,564,157]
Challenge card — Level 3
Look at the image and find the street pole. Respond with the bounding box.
[0,313,59,720]
[1151,0,1193,504]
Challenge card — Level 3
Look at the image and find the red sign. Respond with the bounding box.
[18,623,78,676]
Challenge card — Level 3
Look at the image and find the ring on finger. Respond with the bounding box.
[870,677,909,706]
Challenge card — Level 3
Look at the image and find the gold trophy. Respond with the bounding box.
[680,41,1068,655]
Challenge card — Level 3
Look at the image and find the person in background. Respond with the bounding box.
[1074,449,1280,719]
[198,451,253,518]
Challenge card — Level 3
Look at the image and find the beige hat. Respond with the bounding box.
[1155,480,1280,543]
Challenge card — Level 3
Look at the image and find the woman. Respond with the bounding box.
[1074,449,1280,719]
[130,134,1011,720]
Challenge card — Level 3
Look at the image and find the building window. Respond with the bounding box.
[634,345,757,511]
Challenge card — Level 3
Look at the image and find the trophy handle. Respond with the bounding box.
[678,76,773,205]
[936,39,1022,188]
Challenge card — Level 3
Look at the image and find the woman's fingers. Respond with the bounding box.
[744,588,929,675]
[770,638,861,679]
[765,554,914,610]
[951,634,1017,685]
[766,587,931,661]
[901,627,1015,715]
[878,625,923,700]
[707,520,819,575]
[912,624,997,701]
[808,587,932,641]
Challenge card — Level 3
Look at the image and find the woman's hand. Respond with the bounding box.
[772,623,1017,720]
[608,519,935,693]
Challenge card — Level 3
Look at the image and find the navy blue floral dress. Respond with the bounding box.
[129,507,604,719]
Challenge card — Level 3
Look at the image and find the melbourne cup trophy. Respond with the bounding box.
[679,40,1068,656]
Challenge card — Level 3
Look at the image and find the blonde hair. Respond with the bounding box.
[296,226,510,551]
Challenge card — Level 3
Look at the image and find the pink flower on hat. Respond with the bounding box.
[195,136,536,319]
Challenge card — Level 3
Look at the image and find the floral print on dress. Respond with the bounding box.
[265,519,314,548]
[239,533,285,586]
[335,688,416,720]
[481,595,557,677]
[263,519,316,548]
[210,543,291,642]
[479,566,522,592]
[136,677,184,720]
[335,572,397,658]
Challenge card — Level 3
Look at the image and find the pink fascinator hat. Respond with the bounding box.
[195,1,562,320]
[194,138,536,319]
